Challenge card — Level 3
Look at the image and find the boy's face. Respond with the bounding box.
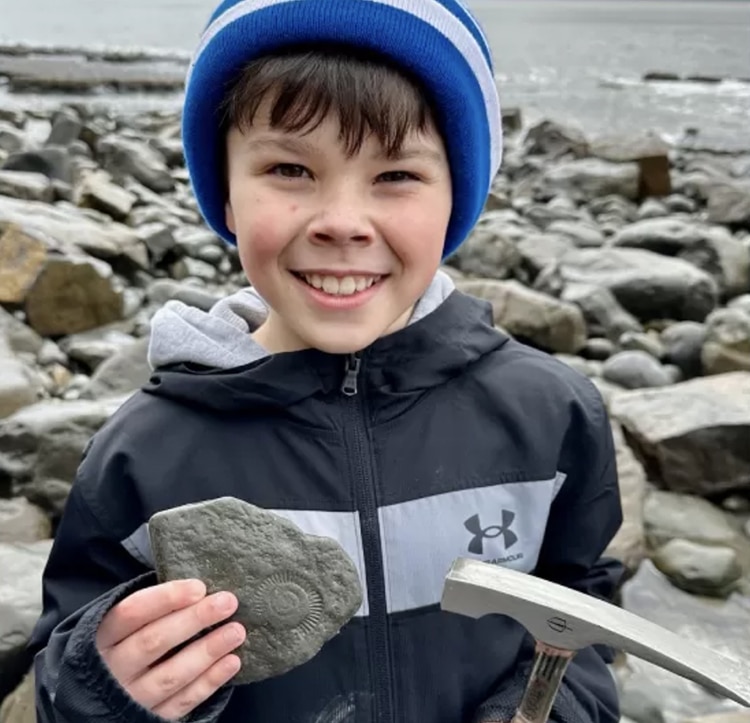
[224,97,452,355]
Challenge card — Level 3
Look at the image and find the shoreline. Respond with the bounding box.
[1,42,749,155]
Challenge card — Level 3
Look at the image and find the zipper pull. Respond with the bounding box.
[341,353,361,396]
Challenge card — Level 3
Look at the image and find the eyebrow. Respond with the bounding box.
[243,135,445,165]
[243,136,319,157]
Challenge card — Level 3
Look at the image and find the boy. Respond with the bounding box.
[30,0,625,721]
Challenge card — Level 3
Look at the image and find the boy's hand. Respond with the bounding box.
[96,579,246,720]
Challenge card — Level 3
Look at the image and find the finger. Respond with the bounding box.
[105,591,239,683]
[129,622,245,711]
[152,654,241,721]
[97,580,206,649]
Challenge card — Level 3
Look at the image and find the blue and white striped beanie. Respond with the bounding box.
[182,0,502,258]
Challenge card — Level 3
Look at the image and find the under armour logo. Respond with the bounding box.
[464,511,518,555]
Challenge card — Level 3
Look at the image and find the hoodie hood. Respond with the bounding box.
[143,270,508,412]
[147,270,457,371]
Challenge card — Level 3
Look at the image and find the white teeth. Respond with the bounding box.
[300,274,380,296]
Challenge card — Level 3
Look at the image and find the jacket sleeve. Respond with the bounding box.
[28,441,233,723]
[473,378,625,723]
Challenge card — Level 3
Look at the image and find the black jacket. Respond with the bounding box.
[30,285,624,723]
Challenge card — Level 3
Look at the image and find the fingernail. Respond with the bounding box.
[185,580,205,601]
[224,624,245,644]
[213,592,235,612]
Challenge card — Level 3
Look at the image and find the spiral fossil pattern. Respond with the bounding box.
[250,571,324,633]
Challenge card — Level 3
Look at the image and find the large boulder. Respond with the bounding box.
[541,158,640,202]
[0,396,127,516]
[457,278,587,353]
[0,541,52,703]
[0,194,146,269]
[612,219,750,297]
[590,133,672,198]
[546,247,718,322]
[611,372,750,496]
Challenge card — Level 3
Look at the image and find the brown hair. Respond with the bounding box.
[219,44,438,159]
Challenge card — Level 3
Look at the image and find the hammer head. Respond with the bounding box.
[441,558,750,708]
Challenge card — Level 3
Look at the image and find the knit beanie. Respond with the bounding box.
[182,0,503,259]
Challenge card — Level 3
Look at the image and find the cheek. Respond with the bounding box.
[236,211,287,274]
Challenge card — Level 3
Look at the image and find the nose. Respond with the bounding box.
[307,187,374,246]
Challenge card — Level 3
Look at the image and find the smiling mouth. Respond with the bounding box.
[291,272,384,297]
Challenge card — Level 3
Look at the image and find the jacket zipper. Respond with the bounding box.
[341,353,393,722]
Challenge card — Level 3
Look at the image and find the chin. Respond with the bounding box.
[305,329,383,356]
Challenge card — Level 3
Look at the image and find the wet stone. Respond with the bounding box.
[148,497,363,685]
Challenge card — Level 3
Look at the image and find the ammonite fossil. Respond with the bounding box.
[148,496,363,683]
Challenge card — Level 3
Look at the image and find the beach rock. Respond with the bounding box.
[664,194,698,214]
[545,219,605,247]
[637,198,669,220]
[619,561,750,722]
[0,396,127,515]
[581,337,615,360]
[516,233,575,277]
[588,195,639,226]
[618,331,665,360]
[79,336,151,400]
[58,323,138,372]
[521,198,591,229]
[0,498,51,543]
[618,673,668,723]
[2,147,74,185]
[0,348,39,420]
[729,295,750,316]
[136,222,177,263]
[541,158,640,202]
[544,248,718,322]
[0,170,53,203]
[685,714,750,723]
[145,279,223,311]
[590,133,672,198]
[75,169,136,221]
[0,669,35,723]
[0,122,24,155]
[652,539,742,598]
[612,219,750,297]
[148,497,363,684]
[602,350,672,389]
[46,109,82,147]
[561,283,643,341]
[643,491,740,550]
[0,540,53,703]
[170,256,220,283]
[702,309,750,375]
[0,310,42,357]
[611,372,750,495]
[0,195,144,266]
[97,135,174,193]
[451,220,523,279]
[522,120,590,159]
[707,181,750,228]
[605,421,647,573]
[660,321,708,378]
[0,225,50,306]
[456,278,587,353]
[23,254,125,336]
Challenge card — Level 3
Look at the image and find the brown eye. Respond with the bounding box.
[271,164,310,178]
[378,171,419,183]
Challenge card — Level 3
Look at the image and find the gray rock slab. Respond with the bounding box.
[148,497,363,685]
[0,541,52,702]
